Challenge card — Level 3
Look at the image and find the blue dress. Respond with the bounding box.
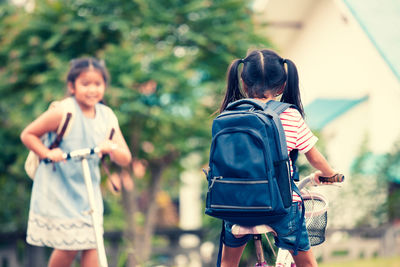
[26,97,118,250]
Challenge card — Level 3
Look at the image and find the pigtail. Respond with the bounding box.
[281,59,304,117]
[219,59,245,113]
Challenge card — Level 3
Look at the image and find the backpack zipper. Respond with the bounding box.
[210,204,272,210]
[208,177,269,191]
[214,179,268,184]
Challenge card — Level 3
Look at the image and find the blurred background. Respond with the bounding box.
[0,0,400,266]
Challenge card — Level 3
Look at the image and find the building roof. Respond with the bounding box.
[343,0,400,82]
[304,96,368,130]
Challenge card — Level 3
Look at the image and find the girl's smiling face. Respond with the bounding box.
[68,69,106,114]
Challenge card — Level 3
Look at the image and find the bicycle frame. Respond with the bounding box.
[234,174,329,267]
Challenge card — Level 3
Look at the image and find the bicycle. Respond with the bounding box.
[231,173,344,267]
[45,147,108,267]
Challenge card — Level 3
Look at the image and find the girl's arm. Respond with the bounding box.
[99,125,132,167]
[304,146,336,177]
[20,107,64,161]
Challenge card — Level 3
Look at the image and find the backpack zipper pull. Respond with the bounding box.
[208,176,222,191]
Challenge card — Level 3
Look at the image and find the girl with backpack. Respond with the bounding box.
[217,49,337,267]
[20,57,132,267]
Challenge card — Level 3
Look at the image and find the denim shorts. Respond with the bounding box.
[223,202,310,252]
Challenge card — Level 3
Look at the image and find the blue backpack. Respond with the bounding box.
[205,99,299,226]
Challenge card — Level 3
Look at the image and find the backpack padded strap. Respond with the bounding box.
[290,149,299,181]
[267,100,300,179]
[264,101,298,160]
[265,100,294,115]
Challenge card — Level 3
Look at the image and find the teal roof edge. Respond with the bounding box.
[342,0,400,83]
[304,95,368,130]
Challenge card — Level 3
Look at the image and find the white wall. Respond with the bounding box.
[322,101,369,173]
[279,0,400,156]
[268,0,400,227]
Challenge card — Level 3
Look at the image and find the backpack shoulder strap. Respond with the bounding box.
[265,100,295,115]
[56,97,75,136]
[263,101,294,160]
[266,101,300,179]
[290,149,300,181]
[48,97,75,149]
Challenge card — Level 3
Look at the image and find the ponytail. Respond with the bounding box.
[219,59,245,113]
[281,59,304,117]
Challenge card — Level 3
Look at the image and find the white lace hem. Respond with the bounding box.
[26,212,103,250]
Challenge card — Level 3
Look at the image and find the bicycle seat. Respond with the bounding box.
[231,224,277,237]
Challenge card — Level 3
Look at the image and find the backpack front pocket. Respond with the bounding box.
[208,178,272,211]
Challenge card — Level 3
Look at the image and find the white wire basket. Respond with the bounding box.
[302,191,329,246]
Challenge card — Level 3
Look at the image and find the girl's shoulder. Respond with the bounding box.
[45,100,66,122]
[96,102,119,126]
[280,107,302,119]
[97,102,115,116]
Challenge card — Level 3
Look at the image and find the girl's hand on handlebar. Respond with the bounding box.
[45,148,65,162]
[313,171,345,185]
[98,140,118,157]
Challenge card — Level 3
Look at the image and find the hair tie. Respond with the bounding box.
[282,58,287,64]
[239,58,245,64]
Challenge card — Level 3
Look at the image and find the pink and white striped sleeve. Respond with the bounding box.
[280,108,318,154]
[295,111,318,153]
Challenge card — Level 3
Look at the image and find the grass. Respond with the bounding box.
[319,256,400,267]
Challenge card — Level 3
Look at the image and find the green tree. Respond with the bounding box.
[378,140,400,222]
[332,137,388,228]
[0,0,268,264]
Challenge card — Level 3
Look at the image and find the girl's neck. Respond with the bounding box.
[81,108,96,118]
[76,102,96,118]
[254,96,276,103]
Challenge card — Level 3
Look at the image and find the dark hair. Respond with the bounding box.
[219,49,304,117]
[67,57,110,87]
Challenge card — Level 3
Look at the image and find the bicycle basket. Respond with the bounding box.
[302,191,329,246]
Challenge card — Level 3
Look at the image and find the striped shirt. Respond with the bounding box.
[280,108,318,202]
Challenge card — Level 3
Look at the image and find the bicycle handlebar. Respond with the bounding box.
[43,147,100,163]
[297,173,345,190]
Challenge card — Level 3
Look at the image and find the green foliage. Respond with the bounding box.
[379,140,400,183]
[0,0,268,233]
[347,137,400,224]
[337,136,388,227]
[378,140,400,221]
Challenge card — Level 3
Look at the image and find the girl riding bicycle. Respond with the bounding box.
[20,57,132,267]
[217,49,337,267]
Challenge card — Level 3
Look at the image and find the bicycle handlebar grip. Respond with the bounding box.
[319,173,345,183]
